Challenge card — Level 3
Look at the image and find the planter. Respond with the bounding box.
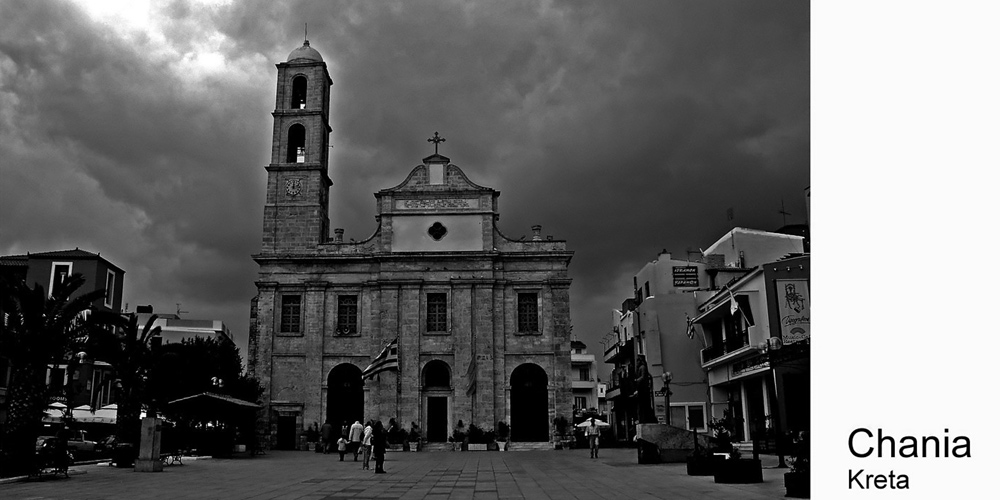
[467,443,488,451]
[714,458,763,484]
[487,442,499,451]
[784,471,810,498]
[686,456,722,476]
[408,441,420,452]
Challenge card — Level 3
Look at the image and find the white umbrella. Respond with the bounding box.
[72,404,116,424]
[42,402,67,422]
[576,418,611,428]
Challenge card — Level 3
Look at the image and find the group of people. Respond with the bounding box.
[318,419,387,473]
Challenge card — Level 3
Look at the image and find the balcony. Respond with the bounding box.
[572,379,597,390]
[701,330,750,364]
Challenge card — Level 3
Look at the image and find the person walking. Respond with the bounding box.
[349,420,364,461]
[373,420,387,474]
[320,421,334,454]
[585,417,602,459]
[336,435,348,461]
[361,420,374,470]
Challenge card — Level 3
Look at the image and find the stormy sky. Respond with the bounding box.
[0,0,809,378]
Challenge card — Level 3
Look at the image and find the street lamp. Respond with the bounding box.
[757,337,787,468]
[661,371,672,425]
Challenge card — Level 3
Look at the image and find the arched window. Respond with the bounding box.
[287,124,306,163]
[422,360,451,389]
[291,76,307,109]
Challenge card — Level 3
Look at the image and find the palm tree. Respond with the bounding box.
[0,274,103,476]
[85,312,160,464]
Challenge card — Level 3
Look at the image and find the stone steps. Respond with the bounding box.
[507,442,553,451]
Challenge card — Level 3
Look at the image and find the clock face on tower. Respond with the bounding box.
[285,178,302,196]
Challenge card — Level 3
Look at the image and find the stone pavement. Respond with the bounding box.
[1,448,790,499]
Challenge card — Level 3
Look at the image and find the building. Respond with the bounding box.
[249,41,574,450]
[135,307,235,348]
[631,251,710,431]
[691,254,809,449]
[570,340,598,420]
[604,299,638,443]
[604,227,806,446]
[0,249,125,426]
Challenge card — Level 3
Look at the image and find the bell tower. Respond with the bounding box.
[261,40,333,253]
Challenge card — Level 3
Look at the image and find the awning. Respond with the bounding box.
[168,392,262,410]
[691,299,730,324]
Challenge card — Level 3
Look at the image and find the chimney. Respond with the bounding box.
[531,225,542,241]
[334,228,344,243]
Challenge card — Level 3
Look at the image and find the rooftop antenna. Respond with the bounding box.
[176,303,189,317]
[778,199,791,227]
[304,22,308,43]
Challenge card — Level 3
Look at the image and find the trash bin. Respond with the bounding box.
[113,443,135,468]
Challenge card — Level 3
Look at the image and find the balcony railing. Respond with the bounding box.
[701,330,750,364]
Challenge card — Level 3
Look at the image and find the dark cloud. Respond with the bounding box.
[1,0,808,377]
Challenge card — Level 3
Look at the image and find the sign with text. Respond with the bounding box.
[672,266,699,287]
[776,279,810,344]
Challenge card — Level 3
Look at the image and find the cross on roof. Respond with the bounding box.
[427,132,446,154]
[778,200,792,226]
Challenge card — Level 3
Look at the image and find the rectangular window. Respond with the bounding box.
[104,270,116,308]
[579,367,590,381]
[279,294,302,333]
[688,405,706,430]
[644,281,650,299]
[337,295,358,335]
[426,293,448,332]
[575,397,587,411]
[517,293,539,333]
[49,262,72,296]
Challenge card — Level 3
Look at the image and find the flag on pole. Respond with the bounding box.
[362,338,399,380]
[727,287,755,327]
[685,314,696,339]
[729,287,739,315]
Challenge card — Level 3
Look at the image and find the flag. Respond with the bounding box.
[727,287,755,327]
[362,338,399,380]
[685,314,696,339]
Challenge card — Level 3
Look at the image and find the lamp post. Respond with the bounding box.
[757,337,787,468]
[661,371,673,425]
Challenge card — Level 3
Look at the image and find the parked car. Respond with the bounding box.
[65,429,98,455]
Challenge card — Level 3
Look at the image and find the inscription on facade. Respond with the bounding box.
[397,199,479,210]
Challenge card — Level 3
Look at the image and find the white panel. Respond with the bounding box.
[391,215,483,252]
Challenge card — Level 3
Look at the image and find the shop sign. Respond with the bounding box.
[673,266,699,287]
[776,279,810,344]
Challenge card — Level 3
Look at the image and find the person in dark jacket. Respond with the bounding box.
[372,420,387,474]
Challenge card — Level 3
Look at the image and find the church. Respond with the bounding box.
[248,40,574,450]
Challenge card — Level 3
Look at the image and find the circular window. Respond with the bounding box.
[428,222,448,241]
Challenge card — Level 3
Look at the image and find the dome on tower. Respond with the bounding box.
[287,40,323,63]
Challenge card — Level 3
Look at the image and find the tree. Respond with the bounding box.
[84,312,160,456]
[0,274,103,476]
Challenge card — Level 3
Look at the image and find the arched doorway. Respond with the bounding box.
[422,360,452,442]
[510,363,549,442]
[327,363,364,430]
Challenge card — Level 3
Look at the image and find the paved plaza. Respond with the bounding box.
[2,448,790,499]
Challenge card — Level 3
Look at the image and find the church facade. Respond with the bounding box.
[249,41,574,449]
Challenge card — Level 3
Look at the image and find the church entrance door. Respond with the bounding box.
[327,363,364,430]
[276,415,297,450]
[427,397,448,442]
[510,363,549,442]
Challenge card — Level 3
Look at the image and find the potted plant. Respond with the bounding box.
[553,415,572,449]
[407,424,421,452]
[784,431,810,498]
[452,420,467,451]
[710,410,763,484]
[467,424,488,451]
[496,421,510,451]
